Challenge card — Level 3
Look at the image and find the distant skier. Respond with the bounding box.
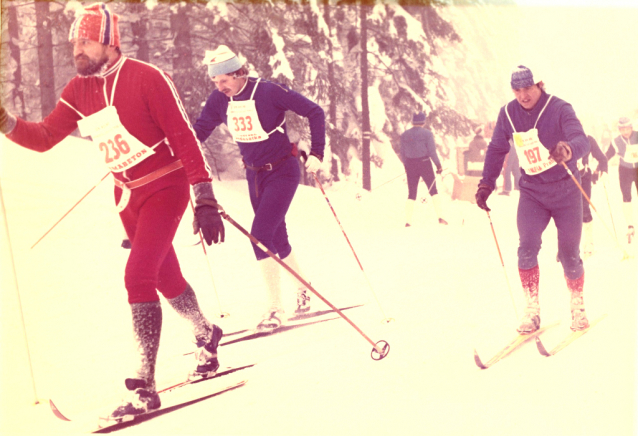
[399,112,447,227]
[193,45,324,331]
[0,3,224,420]
[475,65,590,334]
[604,117,638,243]
[579,135,608,257]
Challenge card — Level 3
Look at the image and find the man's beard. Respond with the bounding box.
[75,54,109,77]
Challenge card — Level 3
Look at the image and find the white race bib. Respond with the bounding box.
[513,128,556,175]
[624,143,638,164]
[77,105,154,173]
[226,99,269,143]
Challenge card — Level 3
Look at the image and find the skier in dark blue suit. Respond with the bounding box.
[193,46,325,331]
[475,65,590,335]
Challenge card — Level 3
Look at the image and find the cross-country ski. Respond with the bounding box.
[474,321,560,369]
[535,314,608,357]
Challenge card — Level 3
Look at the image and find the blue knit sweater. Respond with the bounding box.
[480,91,589,190]
[194,77,325,167]
[399,126,442,169]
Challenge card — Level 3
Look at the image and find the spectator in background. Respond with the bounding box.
[500,139,521,195]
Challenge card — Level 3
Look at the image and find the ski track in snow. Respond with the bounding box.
[1,130,636,436]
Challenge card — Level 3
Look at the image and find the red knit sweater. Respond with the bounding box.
[8,55,211,186]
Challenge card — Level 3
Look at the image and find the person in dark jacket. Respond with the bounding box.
[475,65,590,335]
[193,46,325,331]
[579,135,608,257]
[605,117,638,243]
[500,139,521,195]
[399,112,447,226]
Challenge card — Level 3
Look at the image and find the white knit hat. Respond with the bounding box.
[203,45,243,77]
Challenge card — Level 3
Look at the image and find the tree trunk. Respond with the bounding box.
[323,0,341,182]
[170,3,194,118]
[7,3,25,117]
[130,3,150,63]
[35,1,55,118]
[360,1,371,191]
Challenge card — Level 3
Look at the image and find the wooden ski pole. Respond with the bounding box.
[602,176,618,240]
[189,199,228,318]
[309,171,393,324]
[0,181,40,404]
[31,172,110,249]
[485,211,519,319]
[205,200,390,360]
[561,162,631,260]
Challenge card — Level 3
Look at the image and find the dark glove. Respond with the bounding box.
[436,166,443,175]
[475,184,493,212]
[595,162,608,174]
[192,183,225,245]
[549,141,572,164]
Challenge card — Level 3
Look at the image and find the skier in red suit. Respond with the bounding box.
[0,2,224,420]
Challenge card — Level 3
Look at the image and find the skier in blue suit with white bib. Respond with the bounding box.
[475,66,590,335]
[193,46,325,331]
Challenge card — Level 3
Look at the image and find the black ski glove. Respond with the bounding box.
[475,184,493,212]
[550,141,572,164]
[192,183,225,245]
[436,166,443,174]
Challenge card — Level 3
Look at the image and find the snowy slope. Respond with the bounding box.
[1,126,637,436]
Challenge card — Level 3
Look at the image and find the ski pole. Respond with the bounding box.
[204,200,390,360]
[31,172,110,249]
[485,211,519,319]
[308,169,393,324]
[0,180,40,404]
[602,176,618,240]
[371,172,405,191]
[561,162,631,260]
[189,199,229,318]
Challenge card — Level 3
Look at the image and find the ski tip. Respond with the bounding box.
[535,336,551,357]
[49,399,71,421]
[473,349,488,369]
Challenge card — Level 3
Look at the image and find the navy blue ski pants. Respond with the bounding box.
[404,156,438,199]
[517,172,584,280]
[247,156,299,260]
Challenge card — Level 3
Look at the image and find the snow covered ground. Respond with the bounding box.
[1,132,636,435]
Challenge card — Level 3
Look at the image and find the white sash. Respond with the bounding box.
[226,79,285,143]
[505,96,557,175]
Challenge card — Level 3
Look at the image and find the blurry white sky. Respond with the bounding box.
[510,0,638,131]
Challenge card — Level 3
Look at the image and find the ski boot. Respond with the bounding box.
[256,309,285,332]
[517,310,540,335]
[570,306,590,331]
[295,289,311,314]
[628,226,635,244]
[190,324,223,380]
[438,218,448,225]
[103,379,160,425]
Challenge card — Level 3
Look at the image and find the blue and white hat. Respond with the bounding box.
[618,117,633,128]
[203,46,243,78]
[510,65,539,89]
